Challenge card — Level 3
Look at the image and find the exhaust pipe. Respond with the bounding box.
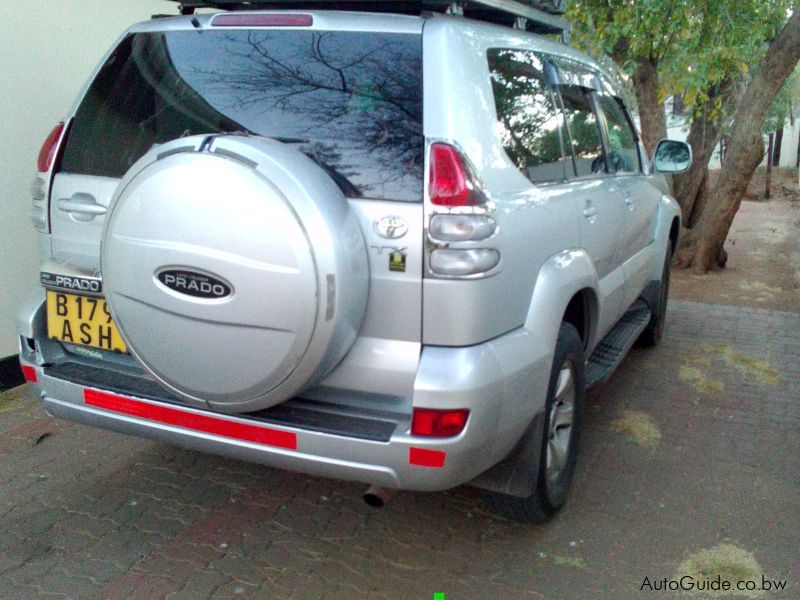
[363,486,397,508]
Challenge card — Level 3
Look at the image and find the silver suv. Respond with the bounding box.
[18,1,690,522]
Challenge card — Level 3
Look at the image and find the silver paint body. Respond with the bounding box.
[18,11,680,492]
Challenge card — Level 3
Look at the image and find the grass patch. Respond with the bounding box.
[703,344,780,386]
[611,410,662,450]
[0,391,19,413]
[679,365,725,394]
[679,344,779,392]
[677,543,764,598]
[553,555,587,569]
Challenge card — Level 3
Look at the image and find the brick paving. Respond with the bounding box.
[0,300,798,599]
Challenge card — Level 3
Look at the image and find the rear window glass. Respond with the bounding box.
[487,48,569,184]
[60,30,423,201]
[557,85,606,177]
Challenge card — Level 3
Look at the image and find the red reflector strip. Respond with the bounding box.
[21,365,38,383]
[212,14,313,27]
[409,447,446,468]
[84,389,297,450]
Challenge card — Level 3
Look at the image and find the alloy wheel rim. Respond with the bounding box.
[546,361,576,485]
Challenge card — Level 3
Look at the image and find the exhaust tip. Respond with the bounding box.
[363,486,396,508]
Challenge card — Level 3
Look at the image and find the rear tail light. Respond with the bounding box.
[429,143,488,207]
[411,408,470,437]
[31,175,48,231]
[429,248,500,277]
[37,122,65,173]
[429,214,496,241]
[33,122,66,233]
[427,143,499,277]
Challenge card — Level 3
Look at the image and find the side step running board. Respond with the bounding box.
[585,299,651,391]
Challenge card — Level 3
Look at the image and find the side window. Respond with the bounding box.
[557,85,606,178]
[487,48,570,184]
[596,94,641,174]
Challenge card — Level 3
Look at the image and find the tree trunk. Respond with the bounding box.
[631,58,666,159]
[676,11,800,273]
[686,170,709,228]
[773,127,783,166]
[672,77,742,220]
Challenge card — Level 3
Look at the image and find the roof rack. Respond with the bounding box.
[165,0,571,39]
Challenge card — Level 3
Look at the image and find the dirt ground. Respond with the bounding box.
[671,168,800,312]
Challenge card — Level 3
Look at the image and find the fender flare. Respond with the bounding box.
[523,248,600,354]
[651,194,681,281]
[471,249,600,497]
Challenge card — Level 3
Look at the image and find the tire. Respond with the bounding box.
[639,240,672,347]
[484,323,585,523]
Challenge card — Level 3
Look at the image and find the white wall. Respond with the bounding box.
[779,120,800,169]
[666,113,800,170]
[0,0,172,357]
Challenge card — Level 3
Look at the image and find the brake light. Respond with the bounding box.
[212,14,313,27]
[37,122,65,173]
[430,143,474,206]
[411,408,470,437]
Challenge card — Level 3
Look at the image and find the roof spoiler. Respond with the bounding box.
[163,0,571,41]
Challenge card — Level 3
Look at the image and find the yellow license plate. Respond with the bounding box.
[46,291,128,353]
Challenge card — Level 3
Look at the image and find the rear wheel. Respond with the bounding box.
[484,323,584,523]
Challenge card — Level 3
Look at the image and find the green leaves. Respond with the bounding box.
[567,0,793,121]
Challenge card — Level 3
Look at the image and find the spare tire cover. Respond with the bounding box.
[101,135,368,412]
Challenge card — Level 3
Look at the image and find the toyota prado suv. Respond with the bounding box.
[18,0,691,522]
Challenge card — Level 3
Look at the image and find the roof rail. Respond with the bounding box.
[165,0,572,39]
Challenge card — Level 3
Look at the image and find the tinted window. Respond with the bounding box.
[557,85,606,177]
[550,56,601,90]
[60,31,423,201]
[487,49,568,184]
[597,95,640,173]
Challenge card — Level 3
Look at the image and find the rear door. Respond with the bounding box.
[594,92,660,308]
[554,82,628,337]
[46,19,426,399]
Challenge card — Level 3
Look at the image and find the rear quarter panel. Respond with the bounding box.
[421,18,587,346]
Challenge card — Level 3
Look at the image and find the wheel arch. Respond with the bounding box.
[668,217,680,257]
[562,287,599,352]
[471,250,599,498]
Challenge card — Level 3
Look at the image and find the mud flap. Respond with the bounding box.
[469,410,545,497]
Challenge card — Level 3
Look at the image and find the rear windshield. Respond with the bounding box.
[60,30,423,201]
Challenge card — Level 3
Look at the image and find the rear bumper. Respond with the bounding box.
[19,301,552,492]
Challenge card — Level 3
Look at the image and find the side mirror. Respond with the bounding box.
[652,139,692,174]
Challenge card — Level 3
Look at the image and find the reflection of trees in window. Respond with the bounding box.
[597,95,639,173]
[655,141,691,164]
[558,85,604,176]
[186,31,423,199]
[567,111,602,158]
[488,49,565,183]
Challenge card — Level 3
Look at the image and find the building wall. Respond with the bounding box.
[0,0,173,358]
[779,121,800,169]
[665,114,800,171]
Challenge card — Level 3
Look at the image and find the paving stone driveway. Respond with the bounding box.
[1,300,798,599]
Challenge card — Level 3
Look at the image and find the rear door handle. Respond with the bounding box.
[583,204,599,218]
[57,193,107,221]
[624,194,634,207]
